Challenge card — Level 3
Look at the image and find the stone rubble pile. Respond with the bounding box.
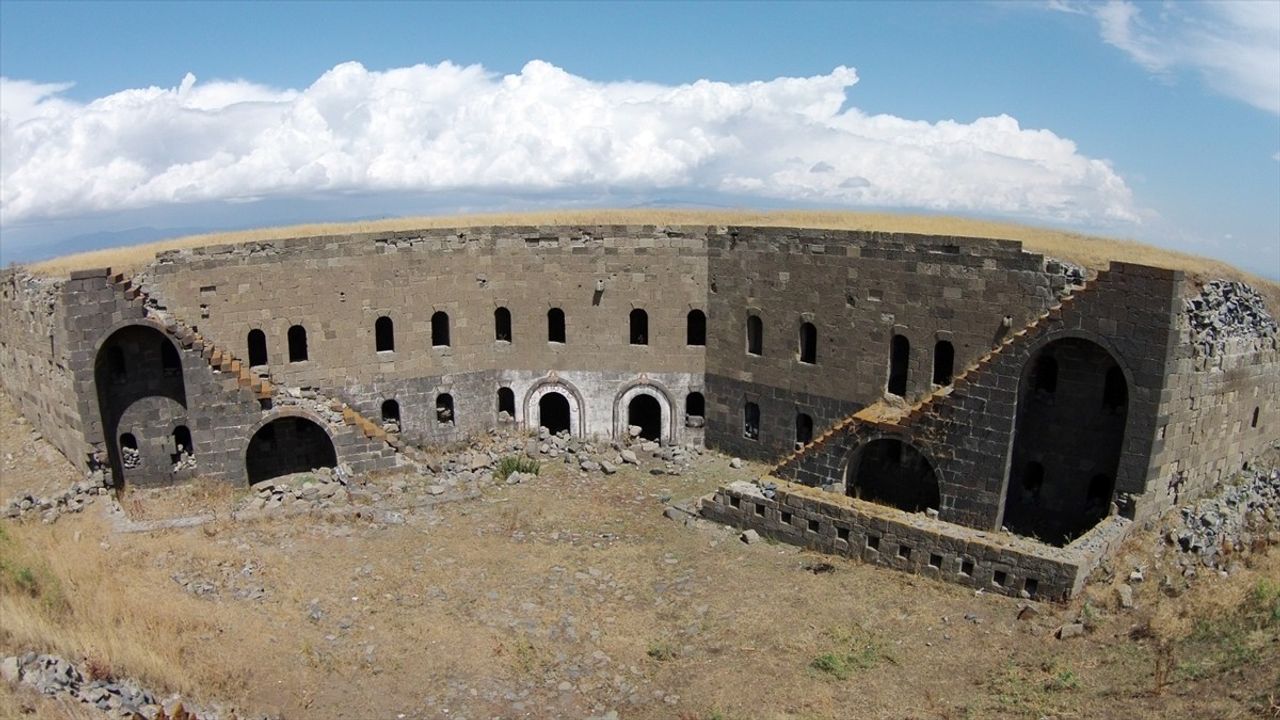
[239,467,349,514]
[522,425,705,478]
[1165,466,1280,574]
[2,469,110,523]
[171,561,267,602]
[1185,280,1277,356]
[275,388,346,424]
[1045,257,1086,286]
[0,651,275,720]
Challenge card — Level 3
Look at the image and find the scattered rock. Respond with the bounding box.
[1116,584,1134,610]
[1056,622,1086,640]
[740,529,761,544]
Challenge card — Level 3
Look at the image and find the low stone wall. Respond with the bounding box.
[701,478,1134,601]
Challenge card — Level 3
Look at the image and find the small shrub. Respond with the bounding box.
[1045,668,1080,692]
[810,652,852,680]
[495,456,541,482]
[647,641,677,662]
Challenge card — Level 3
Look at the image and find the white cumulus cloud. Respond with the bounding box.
[0,60,1139,225]
[1061,0,1280,115]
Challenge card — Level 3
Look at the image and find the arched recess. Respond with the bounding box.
[245,413,338,485]
[524,378,585,437]
[613,382,674,444]
[1001,335,1130,545]
[845,437,941,514]
[94,322,188,487]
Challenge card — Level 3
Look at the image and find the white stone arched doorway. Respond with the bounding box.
[525,380,585,437]
[613,382,674,444]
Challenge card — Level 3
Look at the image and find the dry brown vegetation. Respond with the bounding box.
[1,393,1278,719]
[24,209,1277,297]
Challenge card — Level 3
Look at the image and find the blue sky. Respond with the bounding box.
[1,1,1277,277]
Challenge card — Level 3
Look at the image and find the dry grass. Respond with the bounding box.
[24,209,1276,295]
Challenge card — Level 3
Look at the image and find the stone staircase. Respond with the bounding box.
[105,270,429,467]
[772,270,1107,472]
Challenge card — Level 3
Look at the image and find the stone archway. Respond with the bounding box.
[613,383,674,444]
[1001,336,1130,545]
[845,438,941,514]
[245,415,338,485]
[525,380,584,437]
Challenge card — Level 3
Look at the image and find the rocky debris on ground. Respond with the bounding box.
[1185,280,1278,356]
[2,468,110,523]
[522,426,706,478]
[1,651,276,720]
[1162,466,1280,575]
[238,468,349,514]
[171,560,267,602]
[274,388,346,424]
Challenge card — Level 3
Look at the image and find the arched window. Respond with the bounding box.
[381,399,401,426]
[436,393,455,424]
[247,329,268,367]
[1033,355,1058,395]
[746,314,763,356]
[685,392,705,421]
[160,339,181,374]
[431,311,451,348]
[630,309,649,345]
[375,316,395,352]
[171,425,193,464]
[743,402,760,440]
[287,325,308,363]
[547,308,566,343]
[494,307,512,343]
[932,340,954,386]
[887,334,909,396]
[795,412,814,446]
[497,387,516,420]
[798,322,817,364]
[1102,365,1127,413]
[686,310,706,346]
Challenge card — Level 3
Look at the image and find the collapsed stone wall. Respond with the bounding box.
[1145,279,1279,519]
[0,270,86,470]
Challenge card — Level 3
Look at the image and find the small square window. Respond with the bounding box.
[960,559,974,577]
[866,535,880,551]
[928,553,943,569]
[754,503,765,517]
[807,518,820,533]
[836,527,850,541]
[729,496,740,509]
[993,570,1008,587]
[780,511,792,525]
[1024,578,1039,596]
[897,545,912,561]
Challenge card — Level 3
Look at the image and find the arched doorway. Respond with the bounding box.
[245,416,338,485]
[94,324,189,487]
[539,392,572,435]
[627,394,662,441]
[1002,337,1129,545]
[846,438,940,513]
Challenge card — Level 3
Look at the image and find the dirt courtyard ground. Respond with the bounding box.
[1,392,1277,719]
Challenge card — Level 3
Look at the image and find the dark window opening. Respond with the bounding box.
[866,535,880,551]
[547,308,566,343]
[375,316,395,352]
[960,560,974,577]
[1024,578,1039,596]
[1086,474,1113,513]
[119,432,140,469]
[1102,364,1127,413]
[629,309,649,345]
[435,393,455,424]
[743,401,760,440]
[539,392,571,435]
[1033,355,1058,395]
[287,325,308,363]
[897,544,912,560]
[795,412,814,447]
[685,392,705,428]
[781,511,792,525]
[846,438,940,513]
[381,399,401,426]
[627,393,662,441]
[993,570,1008,587]
[1252,406,1261,429]
[1021,461,1045,500]
[837,526,850,541]
[686,310,706,346]
[431,311,451,347]
[754,503,765,517]
[887,334,910,397]
[929,553,943,569]
[247,329,268,367]
[171,425,193,464]
[933,340,954,386]
[807,518,820,533]
[798,322,817,364]
[497,387,516,420]
[495,307,512,342]
[245,417,337,485]
[160,340,181,374]
[746,315,763,356]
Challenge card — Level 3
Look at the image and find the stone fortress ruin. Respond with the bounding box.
[1,225,1276,602]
